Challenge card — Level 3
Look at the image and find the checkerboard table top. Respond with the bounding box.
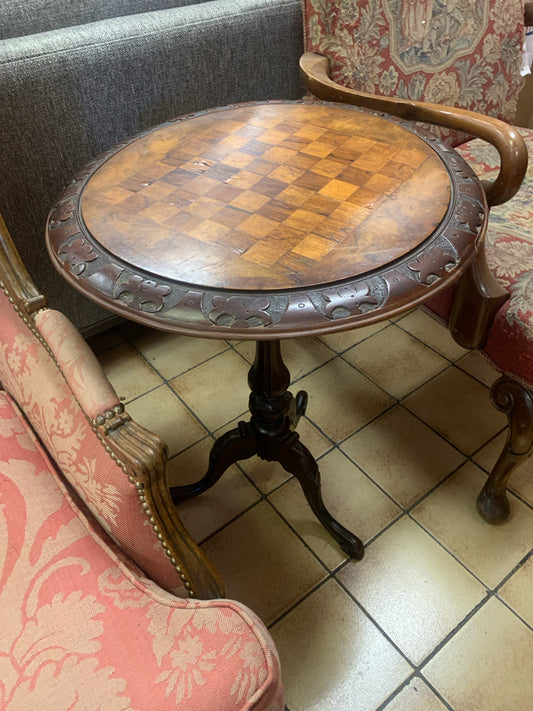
[82,101,451,290]
[47,101,486,338]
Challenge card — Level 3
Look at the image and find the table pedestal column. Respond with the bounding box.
[170,340,364,560]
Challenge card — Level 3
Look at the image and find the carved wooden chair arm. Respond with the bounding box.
[102,417,225,599]
[300,52,528,208]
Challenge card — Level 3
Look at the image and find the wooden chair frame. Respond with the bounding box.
[299,5,533,524]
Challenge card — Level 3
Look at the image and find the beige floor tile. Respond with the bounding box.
[98,342,163,401]
[167,439,261,542]
[338,516,486,665]
[317,321,390,353]
[341,406,465,508]
[167,436,214,487]
[412,462,533,588]
[132,330,228,379]
[235,336,335,382]
[299,358,394,443]
[270,449,401,570]
[423,597,533,711]
[397,308,469,361]
[271,579,412,711]
[169,349,250,431]
[382,677,448,711]
[237,416,333,494]
[403,366,506,454]
[201,501,327,625]
[455,350,500,388]
[474,432,533,506]
[343,325,449,399]
[125,385,207,456]
[498,556,533,627]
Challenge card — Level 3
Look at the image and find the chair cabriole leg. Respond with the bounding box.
[477,376,533,524]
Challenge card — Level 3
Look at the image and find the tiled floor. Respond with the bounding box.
[90,308,533,711]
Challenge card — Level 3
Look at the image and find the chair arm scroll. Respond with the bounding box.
[300,52,528,207]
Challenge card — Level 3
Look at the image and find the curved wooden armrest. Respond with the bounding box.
[300,52,528,207]
[104,419,225,599]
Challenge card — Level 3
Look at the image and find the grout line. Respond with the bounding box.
[375,672,454,711]
[94,322,533,711]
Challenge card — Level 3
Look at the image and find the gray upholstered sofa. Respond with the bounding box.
[0,0,304,334]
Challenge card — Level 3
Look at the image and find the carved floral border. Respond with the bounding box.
[46,100,486,339]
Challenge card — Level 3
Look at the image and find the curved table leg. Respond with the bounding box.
[277,431,365,559]
[170,421,256,504]
[171,339,364,560]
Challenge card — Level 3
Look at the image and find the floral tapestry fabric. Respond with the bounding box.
[428,128,533,387]
[0,391,283,710]
[303,0,525,145]
[0,289,183,595]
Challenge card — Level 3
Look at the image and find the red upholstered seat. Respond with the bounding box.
[0,390,283,710]
[0,212,283,709]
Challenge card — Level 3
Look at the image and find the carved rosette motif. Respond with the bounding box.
[46,101,486,339]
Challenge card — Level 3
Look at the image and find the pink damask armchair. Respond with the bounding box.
[0,213,283,709]
[300,0,533,525]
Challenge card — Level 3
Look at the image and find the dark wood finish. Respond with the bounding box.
[47,101,487,341]
[299,53,528,208]
[448,249,509,349]
[477,378,533,524]
[525,2,533,25]
[0,213,224,599]
[46,100,489,557]
[171,340,365,559]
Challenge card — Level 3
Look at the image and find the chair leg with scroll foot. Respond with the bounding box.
[477,376,533,524]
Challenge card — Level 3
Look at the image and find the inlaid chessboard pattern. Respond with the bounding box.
[82,102,451,291]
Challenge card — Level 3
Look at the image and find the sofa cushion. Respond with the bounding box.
[303,0,524,146]
[426,127,533,387]
[0,389,284,710]
[0,0,304,332]
[0,0,212,39]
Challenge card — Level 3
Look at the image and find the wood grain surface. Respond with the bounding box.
[81,103,451,291]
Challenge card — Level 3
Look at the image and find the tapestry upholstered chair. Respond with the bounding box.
[300,0,533,525]
[0,213,283,710]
